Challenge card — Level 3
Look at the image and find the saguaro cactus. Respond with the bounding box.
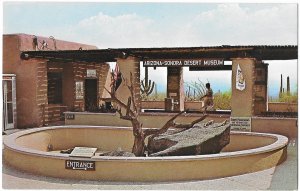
[154,83,158,97]
[287,76,290,95]
[141,67,155,96]
[279,74,283,98]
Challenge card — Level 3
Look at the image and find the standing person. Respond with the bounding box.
[200,83,214,113]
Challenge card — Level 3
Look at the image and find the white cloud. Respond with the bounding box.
[189,4,297,46]
[54,4,297,48]
[49,4,297,95]
[59,12,160,48]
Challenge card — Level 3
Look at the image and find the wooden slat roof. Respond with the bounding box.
[20,45,298,63]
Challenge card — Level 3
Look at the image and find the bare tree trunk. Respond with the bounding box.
[131,119,146,156]
[104,72,208,157]
[132,136,145,156]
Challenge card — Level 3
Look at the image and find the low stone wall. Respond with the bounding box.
[184,101,203,111]
[141,101,203,111]
[268,102,298,112]
[141,101,298,112]
[141,101,164,109]
[252,117,297,139]
[65,112,229,129]
[65,112,297,139]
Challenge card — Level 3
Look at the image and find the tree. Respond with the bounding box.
[105,72,207,157]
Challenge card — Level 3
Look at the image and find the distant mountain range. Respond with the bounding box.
[154,82,297,99]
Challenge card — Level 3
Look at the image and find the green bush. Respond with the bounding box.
[269,92,298,103]
[213,90,231,110]
[144,90,233,111]
[278,92,298,103]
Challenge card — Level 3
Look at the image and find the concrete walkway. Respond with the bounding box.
[2,129,298,190]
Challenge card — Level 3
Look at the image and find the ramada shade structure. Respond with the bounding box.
[21,45,297,63]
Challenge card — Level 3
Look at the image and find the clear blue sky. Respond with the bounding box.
[3,2,298,97]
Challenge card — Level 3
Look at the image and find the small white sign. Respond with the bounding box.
[75,81,84,99]
[236,64,246,91]
[70,147,97,158]
[230,117,251,132]
[87,69,97,78]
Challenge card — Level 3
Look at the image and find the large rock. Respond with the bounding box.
[99,148,135,157]
[147,120,230,157]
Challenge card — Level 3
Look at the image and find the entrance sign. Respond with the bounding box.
[236,64,246,91]
[65,160,95,171]
[143,59,224,67]
[70,147,97,158]
[230,117,251,132]
[87,69,97,78]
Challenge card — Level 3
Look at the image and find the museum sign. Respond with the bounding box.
[143,59,224,67]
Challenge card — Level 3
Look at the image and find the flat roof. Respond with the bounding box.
[20,45,298,63]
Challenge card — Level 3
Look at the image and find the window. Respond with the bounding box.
[47,72,62,104]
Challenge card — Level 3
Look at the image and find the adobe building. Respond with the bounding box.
[3,34,112,129]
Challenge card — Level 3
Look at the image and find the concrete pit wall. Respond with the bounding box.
[4,126,288,182]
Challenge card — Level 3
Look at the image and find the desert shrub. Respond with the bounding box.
[269,92,298,103]
[213,90,231,110]
[278,92,298,103]
[143,92,166,101]
[184,80,206,101]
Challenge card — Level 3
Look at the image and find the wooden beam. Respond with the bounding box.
[189,65,232,71]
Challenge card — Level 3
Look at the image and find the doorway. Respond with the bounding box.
[3,75,17,131]
[47,72,62,104]
[85,79,98,112]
